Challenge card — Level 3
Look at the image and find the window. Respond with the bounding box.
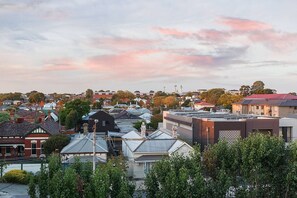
[144,162,152,174]
[261,106,264,110]
[102,121,106,126]
[6,147,10,154]
[41,141,45,154]
[31,141,37,155]
[256,106,259,109]
[280,127,292,142]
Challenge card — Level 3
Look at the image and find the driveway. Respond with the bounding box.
[0,183,29,198]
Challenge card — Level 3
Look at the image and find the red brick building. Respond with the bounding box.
[0,118,60,159]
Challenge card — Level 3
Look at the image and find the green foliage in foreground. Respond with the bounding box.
[28,155,135,198]
[145,133,297,198]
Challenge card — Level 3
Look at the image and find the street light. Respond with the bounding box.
[93,119,98,173]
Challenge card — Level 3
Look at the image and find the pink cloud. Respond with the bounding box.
[91,37,158,51]
[85,48,230,81]
[219,17,272,31]
[154,27,190,38]
[43,58,78,71]
[198,29,230,42]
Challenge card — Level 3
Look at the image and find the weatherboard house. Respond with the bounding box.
[0,118,60,159]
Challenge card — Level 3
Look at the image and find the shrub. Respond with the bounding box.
[3,169,32,184]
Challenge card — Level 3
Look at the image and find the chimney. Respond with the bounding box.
[140,122,146,138]
[172,125,177,138]
[83,123,89,135]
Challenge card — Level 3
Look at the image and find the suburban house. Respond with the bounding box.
[232,94,297,117]
[194,101,215,110]
[163,110,279,149]
[82,110,119,133]
[0,118,60,158]
[60,132,108,164]
[122,125,193,179]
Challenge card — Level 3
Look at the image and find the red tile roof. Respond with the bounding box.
[245,94,297,100]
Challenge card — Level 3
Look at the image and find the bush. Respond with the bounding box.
[3,169,32,184]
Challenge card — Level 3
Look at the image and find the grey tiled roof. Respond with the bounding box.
[0,119,60,137]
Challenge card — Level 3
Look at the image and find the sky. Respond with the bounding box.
[1,0,297,94]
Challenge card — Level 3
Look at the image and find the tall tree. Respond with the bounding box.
[65,109,79,129]
[217,93,243,109]
[59,99,91,126]
[200,88,225,105]
[250,81,265,94]
[239,85,250,96]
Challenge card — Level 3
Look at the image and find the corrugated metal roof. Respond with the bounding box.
[134,139,176,153]
[61,133,108,154]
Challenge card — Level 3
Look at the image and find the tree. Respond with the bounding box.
[59,99,91,127]
[43,134,70,155]
[239,85,250,96]
[217,93,243,109]
[65,109,78,129]
[250,81,265,94]
[181,99,191,107]
[163,96,178,108]
[0,112,10,123]
[149,114,163,130]
[153,96,166,108]
[111,90,135,105]
[28,91,45,104]
[85,89,94,101]
[145,150,206,198]
[200,88,225,105]
[92,101,102,109]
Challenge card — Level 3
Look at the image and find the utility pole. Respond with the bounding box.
[93,119,98,173]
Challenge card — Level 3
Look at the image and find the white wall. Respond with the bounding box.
[279,117,297,142]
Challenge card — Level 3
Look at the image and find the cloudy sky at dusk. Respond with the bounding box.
[1,0,297,93]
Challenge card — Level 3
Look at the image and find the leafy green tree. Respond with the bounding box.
[217,93,243,109]
[28,175,36,198]
[250,80,265,94]
[149,114,163,130]
[43,134,70,155]
[92,101,102,109]
[0,112,10,123]
[239,85,250,96]
[59,99,91,127]
[200,88,225,105]
[285,141,297,197]
[65,109,78,129]
[240,133,286,197]
[145,152,206,198]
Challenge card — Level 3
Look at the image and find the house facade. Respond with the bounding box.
[0,118,60,158]
[163,110,279,149]
[122,128,193,179]
[232,94,297,117]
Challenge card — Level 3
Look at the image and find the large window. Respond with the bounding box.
[31,141,37,155]
[280,127,292,142]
